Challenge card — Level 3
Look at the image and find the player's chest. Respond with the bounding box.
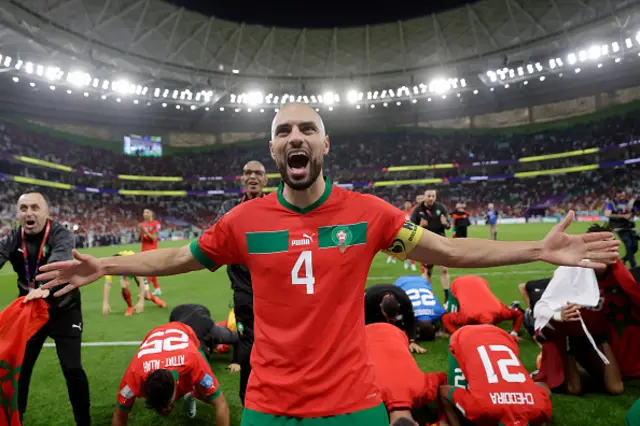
[241,220,374,293]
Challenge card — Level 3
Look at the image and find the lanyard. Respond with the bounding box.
[21,220,51,288]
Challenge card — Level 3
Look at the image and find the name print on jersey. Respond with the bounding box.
[142,355,186,373]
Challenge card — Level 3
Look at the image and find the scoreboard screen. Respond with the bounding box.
[124,134,163,157]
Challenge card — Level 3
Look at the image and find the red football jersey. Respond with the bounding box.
[449,325,552,426]
[602,259,640,378]
[366,323,445,410]
[451,276,503,323]
[116,322,220,410]
[190,179,407,417]
[141,220,161,250]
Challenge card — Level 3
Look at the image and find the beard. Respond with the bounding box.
[277,154,323,190]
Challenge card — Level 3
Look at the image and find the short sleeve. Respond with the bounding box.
[155,222,161,232]
[367,196,424,260]
[116,367,139,411]
[449,387,482,420]
[193,358,221,401]
[189,213,243,271]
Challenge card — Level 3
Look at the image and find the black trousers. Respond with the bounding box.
[233,288,254,406]
[618,229,638,268]
[18,307,90,425]
[169,304,239,355]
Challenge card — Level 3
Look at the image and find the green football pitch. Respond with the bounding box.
[1,222,638,426]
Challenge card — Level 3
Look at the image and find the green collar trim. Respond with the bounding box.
[277,176,332,214]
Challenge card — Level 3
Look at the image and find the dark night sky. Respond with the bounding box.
[165,0,480,29]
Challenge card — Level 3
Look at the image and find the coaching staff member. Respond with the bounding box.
[0,193,90,425]
[215,160,267,405]
[410,189,452,303]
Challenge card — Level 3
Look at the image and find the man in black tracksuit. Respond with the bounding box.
[0,193,90,425]
[410,189,452,303]
[215,160,267,405]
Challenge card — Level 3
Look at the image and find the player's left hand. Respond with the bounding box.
[227,363,241,373]
[539,211,620,269]
[23,288,50,303]
[409,342,427,354]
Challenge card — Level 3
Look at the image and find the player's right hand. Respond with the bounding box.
[409,342,427,354]
[561,303,582,321]
[36,249,107,297]
[420,218,428,227]
[102,303,111,316]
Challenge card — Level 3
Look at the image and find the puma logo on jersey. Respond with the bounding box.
[72,322,82,331]
[291,233,315,247]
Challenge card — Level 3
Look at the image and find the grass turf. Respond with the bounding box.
[0,222,637,426]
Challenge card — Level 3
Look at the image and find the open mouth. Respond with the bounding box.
[287,151,310,177]
[25,219,36,227]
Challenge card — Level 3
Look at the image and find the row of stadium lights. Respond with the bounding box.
[1,31,640,111]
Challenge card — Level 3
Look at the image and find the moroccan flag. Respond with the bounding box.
[0,298,49,426]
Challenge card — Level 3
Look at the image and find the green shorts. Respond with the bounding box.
[626,398,640,426]
[240,404,388,426]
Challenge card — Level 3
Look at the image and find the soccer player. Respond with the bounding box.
[102,250,166,316]
[113,322,230,425]
[364,284,425,353]
[518,277,551,338]
[440,325,552,426]
[394,275,446,341]
[451,203,471,239]
[39,103,620,426]
[366,323,446,425]
[140,208,162,295]
[485,203,499,240]
[216,160,267,404]
[605,189,638,268]
[410,189,451,303]
[441,275,523,339]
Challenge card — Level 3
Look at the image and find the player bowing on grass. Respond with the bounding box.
[38,103,619,426]
[441,275,523,340]
[394,275,446,342]
[102,250,166,316]
[440,325,552,426]
[366,323,447,426]
[112,322,230,426]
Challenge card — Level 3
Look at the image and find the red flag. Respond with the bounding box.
[0,298,49,426]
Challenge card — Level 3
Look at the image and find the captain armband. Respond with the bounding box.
[382,220,424,261]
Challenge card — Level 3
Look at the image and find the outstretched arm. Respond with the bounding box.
[405,212,619,269]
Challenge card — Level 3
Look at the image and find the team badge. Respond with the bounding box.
[200,374,215,389]
[43,244,49,257]
[119,385,134,400]
[237,322,244,335]
[332,226,352,253]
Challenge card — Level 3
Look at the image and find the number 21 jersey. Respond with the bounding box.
[190,179,408,417]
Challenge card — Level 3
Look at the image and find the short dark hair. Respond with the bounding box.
[381,294,401,318]
[144,369,175,413]
[416,319,435,341]
[587,223,613,234]
[391,417,416,426]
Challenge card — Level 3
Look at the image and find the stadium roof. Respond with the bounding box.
[2,0,640,93]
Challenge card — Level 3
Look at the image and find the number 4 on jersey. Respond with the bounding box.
[292,251,315,294]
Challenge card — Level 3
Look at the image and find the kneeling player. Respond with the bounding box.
[366,323,446,426]
[441,276,523,340]
[103,250,166,316]
[440,325,552,426]
[114,322,230,425]
[394,275,446,341]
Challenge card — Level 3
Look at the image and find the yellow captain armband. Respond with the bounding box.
[382,220,424,261]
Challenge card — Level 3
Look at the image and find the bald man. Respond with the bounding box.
[215,160,268,404]
[0,193,90,425]
[39,103,620,425]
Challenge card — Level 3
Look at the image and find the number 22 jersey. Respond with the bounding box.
[190,178,413,417]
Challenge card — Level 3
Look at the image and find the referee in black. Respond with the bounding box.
[410,189,451,303]
[0,193,90,425]
[216,160,267,405]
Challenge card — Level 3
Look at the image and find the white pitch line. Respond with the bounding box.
[44,341,141,348]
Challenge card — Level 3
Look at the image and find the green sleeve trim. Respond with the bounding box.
[206,386,221,401]
[117,402,133,411]
[189,240,218,271]
[448,387,457,403]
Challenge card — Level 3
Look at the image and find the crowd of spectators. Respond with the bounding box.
[0,111,638,245]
